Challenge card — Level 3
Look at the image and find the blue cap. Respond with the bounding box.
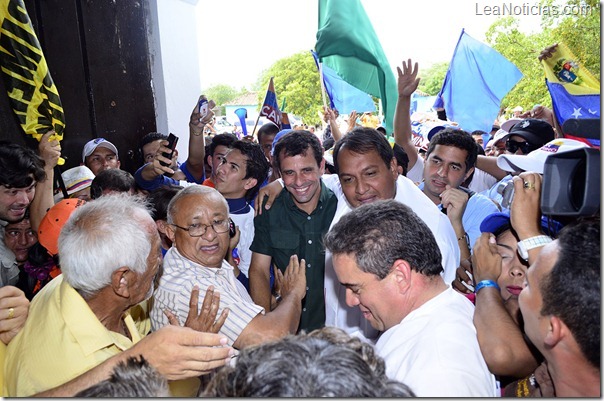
[427,124,459,141]
[480,211,564,237]
[270,129,293,156]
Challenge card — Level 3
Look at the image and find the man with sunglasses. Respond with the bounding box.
[476,118,555,210]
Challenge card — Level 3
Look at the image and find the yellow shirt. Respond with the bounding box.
[0,341,5,395]
[3,275,145,396]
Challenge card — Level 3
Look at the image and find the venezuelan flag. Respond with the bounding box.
[0,0,65,162]
[542,42,600,147]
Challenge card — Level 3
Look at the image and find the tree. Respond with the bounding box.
[256,51,323,126]
[485,17,553,114]
[203,84,241,116]
[418,62,449,96]
[485,0,600,117]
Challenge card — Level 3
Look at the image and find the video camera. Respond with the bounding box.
[498,118,600,218]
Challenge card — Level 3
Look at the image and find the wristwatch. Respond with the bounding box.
[517,235,553,261]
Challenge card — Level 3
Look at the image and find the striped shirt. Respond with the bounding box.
[150,247,264,346]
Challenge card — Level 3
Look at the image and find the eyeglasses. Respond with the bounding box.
[171,219,230,237]
[505,139,536,154]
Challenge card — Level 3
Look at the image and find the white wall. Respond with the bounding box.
[148,0,201,163]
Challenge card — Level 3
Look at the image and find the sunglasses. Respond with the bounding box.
[505,139,536,154]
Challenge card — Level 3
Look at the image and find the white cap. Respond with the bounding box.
[82,138,119,163]
[497,138,589,174]
[54,166,95,202]
[491,129,510,145]
[501,117,522,133]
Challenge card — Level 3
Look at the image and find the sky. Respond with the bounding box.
[196,0,544,90]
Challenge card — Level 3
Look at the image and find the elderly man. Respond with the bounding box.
[151,185,307,350]
[324,200,497,397]
[4,194,233,396]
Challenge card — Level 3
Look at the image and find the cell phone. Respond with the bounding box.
[198,96,209,118]
[160,133,178,167]
[229,218,236,238]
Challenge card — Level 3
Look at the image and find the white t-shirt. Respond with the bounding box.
[229,208,255,277]
[405,155,424,185]
[322,174,460,341]
[375,287,498,397]
[468,168,498,194]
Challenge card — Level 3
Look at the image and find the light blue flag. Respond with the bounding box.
[310,50,375,114]
[435,29,523,133]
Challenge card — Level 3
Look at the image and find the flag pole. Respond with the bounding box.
[251,113,261,139]
[318,62,328,109]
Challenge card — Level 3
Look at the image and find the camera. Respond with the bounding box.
[497,180,515,210]
[541,147,600,216]
[497,147,599,216]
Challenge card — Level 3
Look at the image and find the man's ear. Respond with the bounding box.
[111,267,131,298]
[544,315,564,347]
[165,223,176,243]
[463,166,475,182]
[389,158,398,179]
[319,158,326,175]
[243,177,258,191]
[156,220,168,236]
[391,259,412,294]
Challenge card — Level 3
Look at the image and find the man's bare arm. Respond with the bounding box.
[394,59,420,171]
[30,131,60,232]
[186,99,215,182]
[234,256,306,349]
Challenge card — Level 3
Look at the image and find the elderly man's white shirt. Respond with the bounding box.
[322,174,460,342]
[151,247,263,345]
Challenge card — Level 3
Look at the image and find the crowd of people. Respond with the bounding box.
[0,54,599,397]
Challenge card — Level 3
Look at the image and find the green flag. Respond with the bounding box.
[315,0,397,134]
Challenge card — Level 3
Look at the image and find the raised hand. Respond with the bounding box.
[396,58,420,97]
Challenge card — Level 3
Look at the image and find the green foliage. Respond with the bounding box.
[418,62,449,95]
[549,0,600,80]
[484,2,600,118]
[203,84,241,116]
[256,51,324,126]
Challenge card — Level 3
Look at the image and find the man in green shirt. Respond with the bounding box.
[249,130,337,332]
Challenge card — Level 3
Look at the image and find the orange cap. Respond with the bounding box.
[38,199,86,256]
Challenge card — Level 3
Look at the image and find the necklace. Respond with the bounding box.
[230,202,250,214]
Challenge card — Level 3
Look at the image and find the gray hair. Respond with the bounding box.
[203,332,415,397]
[323,199,442,279]
[166,184,228,225]
[75,356,169,397]
[58,193,154,299]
